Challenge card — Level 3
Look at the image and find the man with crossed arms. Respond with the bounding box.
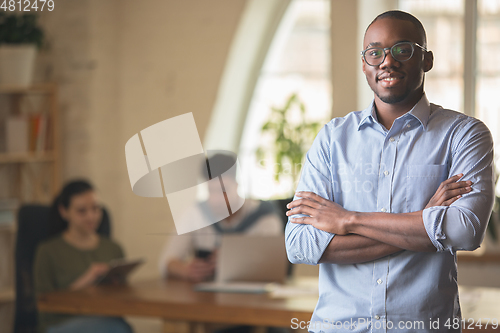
[285,10,494,333]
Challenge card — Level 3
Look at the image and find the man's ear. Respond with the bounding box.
[362,56,367,73]
[423,51,433,72]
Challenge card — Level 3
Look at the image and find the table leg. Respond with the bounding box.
[251,327,267,333]
[162,320,190,333]
[192,323,207,333]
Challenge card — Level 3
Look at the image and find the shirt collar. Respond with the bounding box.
[357,100,377,130]
[407,94,430,130]
[357,94,430,131]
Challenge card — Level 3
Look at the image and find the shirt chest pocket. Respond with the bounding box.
[406,164,448,213]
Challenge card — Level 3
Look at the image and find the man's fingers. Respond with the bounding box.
[437,180,470,195]
[290,216,313,225]
[442,195,461,206]
[442,180,473,190]
[441,185,472,201]
[441,173,463,185]
[435,180,472,198]
[191,265,214,277]
[286,205,315,217]
[287,197,322,210]
[295,191,328,204]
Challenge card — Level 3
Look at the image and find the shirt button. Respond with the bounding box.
[377,279,383,284]
[375,315,380,320]
[406,124,411,128]
[384,171,389,176]
[389,137,395,142]
[380,208,386,212]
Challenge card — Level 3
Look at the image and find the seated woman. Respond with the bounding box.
[34,180,133,333]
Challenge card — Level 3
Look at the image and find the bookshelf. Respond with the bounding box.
[0,151,56,164]
[0,83,60,333]
[0,83,60,202]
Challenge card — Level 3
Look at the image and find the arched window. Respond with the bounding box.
[238,0,331,199]
[400,0,500,189]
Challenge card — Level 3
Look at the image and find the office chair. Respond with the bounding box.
[13,204,111,333]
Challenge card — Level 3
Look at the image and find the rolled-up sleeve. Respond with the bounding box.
[285,125,336,265]
[422,119,495,253]
[158,234,192,278]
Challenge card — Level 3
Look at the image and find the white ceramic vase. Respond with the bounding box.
[0,44,37,87]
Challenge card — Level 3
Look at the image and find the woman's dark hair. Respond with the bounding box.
[48,179,94,235]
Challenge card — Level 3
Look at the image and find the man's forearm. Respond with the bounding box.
[319,234,403,264]
[346,210,436,252]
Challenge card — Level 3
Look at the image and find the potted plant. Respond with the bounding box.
[0,12,44,87]
[255,93,324,214]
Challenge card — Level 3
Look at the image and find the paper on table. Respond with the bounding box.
[194,282,276,294]
[270,285,319,298]
[194,282,275,294]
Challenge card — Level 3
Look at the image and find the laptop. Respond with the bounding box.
[195,235,288,293]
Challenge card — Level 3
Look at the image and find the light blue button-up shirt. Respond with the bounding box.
[285,95,494,333]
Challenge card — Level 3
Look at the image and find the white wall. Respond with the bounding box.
[38,0,247,280]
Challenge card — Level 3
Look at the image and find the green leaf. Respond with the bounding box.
[255,92,329,192]
[0,13,44,48]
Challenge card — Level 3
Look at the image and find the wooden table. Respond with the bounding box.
[38,279,500,332]
[38,279,317,332]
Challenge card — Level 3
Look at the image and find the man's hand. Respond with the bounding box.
[425,173,472,209]
[183,255,216,283]
[286,192,352,235]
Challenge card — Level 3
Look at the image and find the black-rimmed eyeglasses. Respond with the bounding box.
[361,41,428,66]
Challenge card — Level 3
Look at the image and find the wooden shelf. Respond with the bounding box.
[0,83,55,95]
[0,151,56,164]
[0,289,14,303]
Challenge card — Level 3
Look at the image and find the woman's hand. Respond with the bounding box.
[425,173,472,209]
[69,263,110,290]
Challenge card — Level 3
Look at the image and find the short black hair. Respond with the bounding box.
[366,10,427,48]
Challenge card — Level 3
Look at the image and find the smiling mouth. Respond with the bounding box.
[377,74,404,87]
[377,73,404,82]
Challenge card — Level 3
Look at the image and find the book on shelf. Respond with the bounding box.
[6,116,28,153]
[5,114,50,154]
[37,115,47,152]
[29,113,48,152]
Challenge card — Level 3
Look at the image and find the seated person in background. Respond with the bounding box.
[34,180,133,333]
[159,153,284,282]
